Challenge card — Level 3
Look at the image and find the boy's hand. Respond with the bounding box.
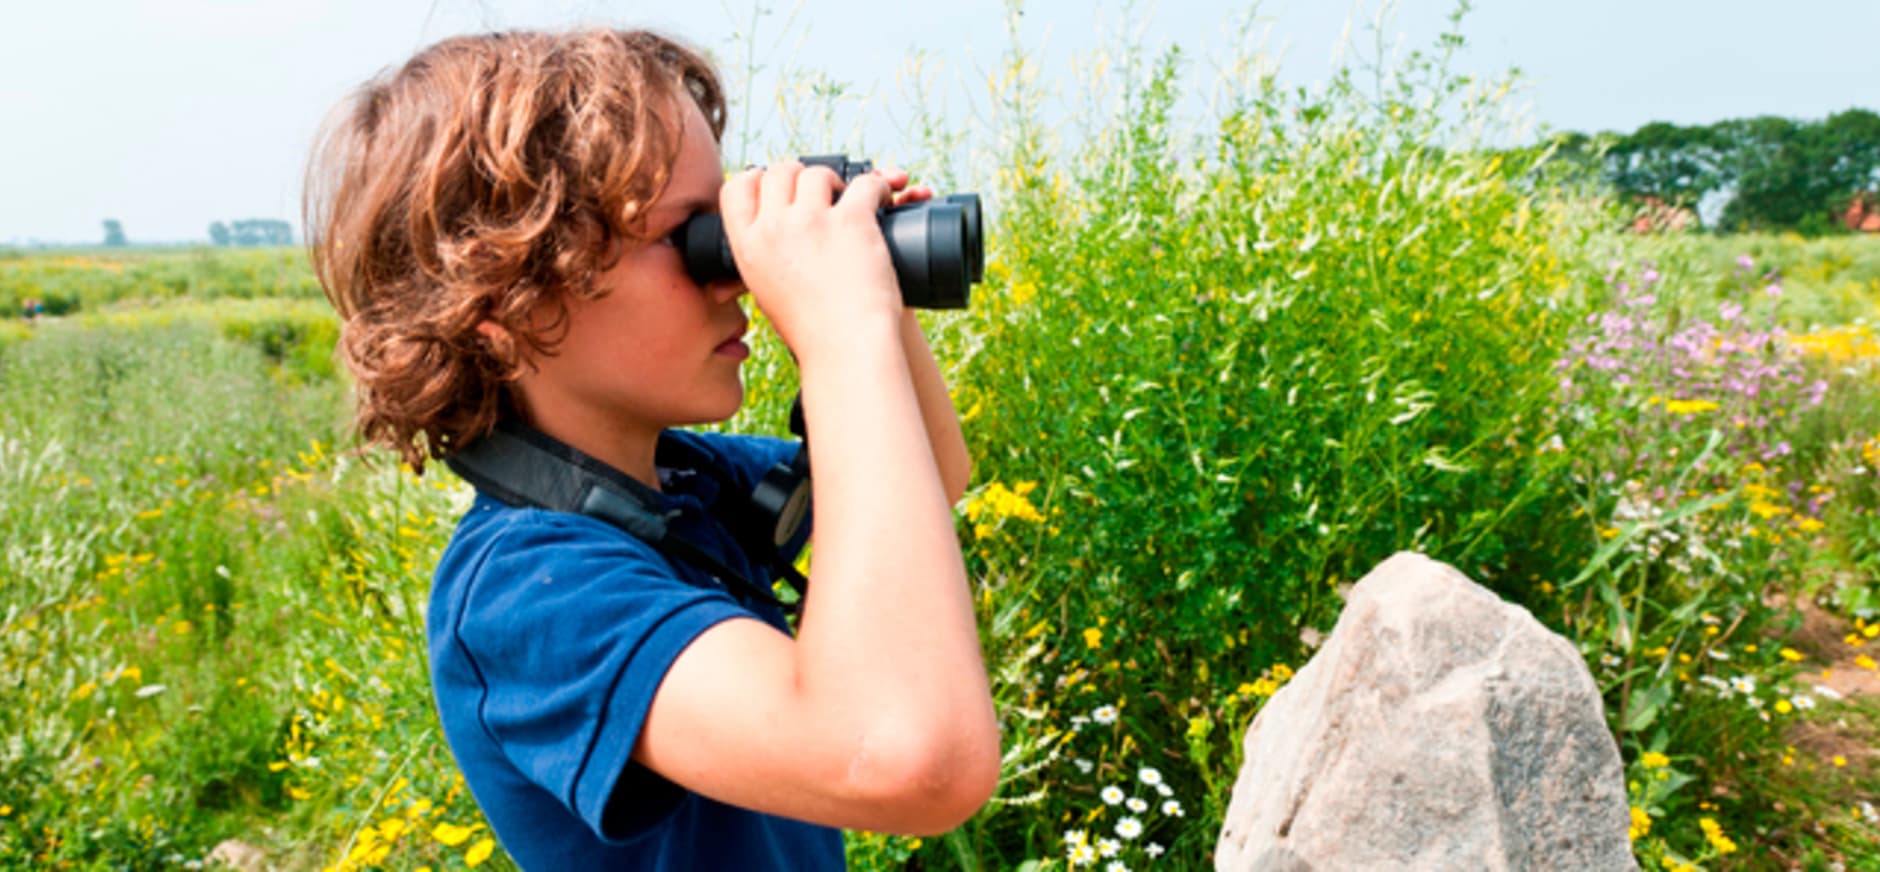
[874,165,934,208]
[719,162,904,363]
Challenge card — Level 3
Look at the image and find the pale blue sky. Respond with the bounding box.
[2,0,1875,245]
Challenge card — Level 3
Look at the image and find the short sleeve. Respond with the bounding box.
[449,511,757,841]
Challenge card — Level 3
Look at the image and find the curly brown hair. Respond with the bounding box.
[305,29,726,473]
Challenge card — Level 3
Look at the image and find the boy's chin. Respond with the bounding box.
[681,387,744,426]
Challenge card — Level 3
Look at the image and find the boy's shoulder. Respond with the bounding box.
[428,426,804,642]
[656,427,798,493]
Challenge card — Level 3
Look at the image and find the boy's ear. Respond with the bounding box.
[476,319,524,370]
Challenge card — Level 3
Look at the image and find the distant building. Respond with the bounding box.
[1628,196,1696,234]
[1839,193,1880,233]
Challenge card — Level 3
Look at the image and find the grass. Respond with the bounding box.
[3,13,1879,872]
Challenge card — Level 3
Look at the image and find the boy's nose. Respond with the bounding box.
[705,278,747,305]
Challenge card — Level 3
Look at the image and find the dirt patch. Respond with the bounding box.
[1786,719,1875,763]
[1787,597,1880,700]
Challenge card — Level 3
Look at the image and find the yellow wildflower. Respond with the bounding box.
[1239,678,1279,698]
[1639,751,1670,769]
[1663,399,1719,415]
[1082,627,1102,650]
[1856,655,1877,671]
[1750,500,1789,519]
[963,481,1046,525]
[432,821,476,846]
[465,838,496,867]
[1699,817,1736,854]
[1779,647,1804,662]
[1628,806,1651,841]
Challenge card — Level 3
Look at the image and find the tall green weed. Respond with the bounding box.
[795,9,1601,867]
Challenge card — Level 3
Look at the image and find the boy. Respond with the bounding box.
[306,28,1000,869]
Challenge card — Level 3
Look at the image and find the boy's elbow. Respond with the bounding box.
[945,455,973,507]
[849,715,1001,834]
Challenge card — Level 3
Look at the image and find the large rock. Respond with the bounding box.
[1215,552,1635,871]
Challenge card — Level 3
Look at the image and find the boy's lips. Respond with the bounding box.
[714,321,749,355]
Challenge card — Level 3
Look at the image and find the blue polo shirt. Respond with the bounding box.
[427,429,845,870]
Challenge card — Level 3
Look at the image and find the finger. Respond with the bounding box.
[838,173,891,214]
[719,166,762,228]
[875,166,911,190]
[891,184,935,207]
[795,164,843,206]
[760,160,805,209]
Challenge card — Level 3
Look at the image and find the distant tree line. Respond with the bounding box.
[209,219,295,247]
[1515,108,1880,234]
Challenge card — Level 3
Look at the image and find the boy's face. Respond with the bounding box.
[511,99,748,446]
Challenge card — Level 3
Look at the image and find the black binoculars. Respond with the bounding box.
[671,154,984,309]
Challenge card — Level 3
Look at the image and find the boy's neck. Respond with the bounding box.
[513,399,664,492]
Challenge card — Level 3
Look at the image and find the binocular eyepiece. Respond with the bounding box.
[671,154,984,310]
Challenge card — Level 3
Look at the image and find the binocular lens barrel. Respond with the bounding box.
[671,159,984,310]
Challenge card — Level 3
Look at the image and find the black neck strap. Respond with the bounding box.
[444,419,797,615]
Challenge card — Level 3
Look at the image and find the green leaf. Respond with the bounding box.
[1623,682,1672,733]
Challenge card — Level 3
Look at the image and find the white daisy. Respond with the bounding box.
[1162,799,1184,817]
[1116,817,1143,840]
[1138,766,1163,786]
[1069,842,1097,866]
[1101,785,1126,805]
[1098,837,1122,857]
[1105,862,1129,872]
[1145,843,1165,858]
[1092,705,1119,725]
[1155,783,1174,797]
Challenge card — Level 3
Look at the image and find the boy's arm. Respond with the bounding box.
[898,310,971,504]
[632,162,999,836]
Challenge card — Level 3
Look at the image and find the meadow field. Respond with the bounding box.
[4,22,1880,872]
